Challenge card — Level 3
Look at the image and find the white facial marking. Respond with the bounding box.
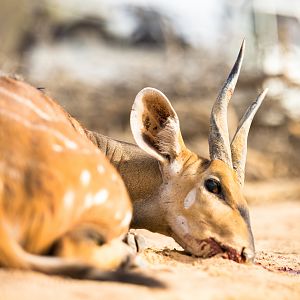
[63,190,75,209]
[184,188,197,209]
[121,211,132,227]
[80,170,91,186]
[97,165,105,174]
[52,144,63,152]
[176,215,189,234]
[170,159,182,174]
[94,189,108,205]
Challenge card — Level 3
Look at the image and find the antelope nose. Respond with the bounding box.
[241,247,255,263]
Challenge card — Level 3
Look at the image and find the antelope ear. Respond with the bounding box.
[130,87,185,162]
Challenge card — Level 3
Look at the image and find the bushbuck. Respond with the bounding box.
[0,75,161,286]
[86,41,267,263]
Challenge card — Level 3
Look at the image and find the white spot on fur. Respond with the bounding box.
[84,190,108,209]
[63,190,75,209]
[114,210,122,220]
[184,188,197,209]
[176,215,189,234]
[53,144,63,152]
[94,189,108,205]
[84,194,93,209]
[97,165,105,174]
[111,173,118,182]
[121,211,132,227]
[66,140,78,149]
[80,170,91,186]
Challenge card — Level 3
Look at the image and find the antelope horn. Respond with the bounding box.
[231,88,268,186]
[209,40,245,167]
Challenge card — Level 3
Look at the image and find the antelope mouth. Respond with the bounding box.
[172,232,244,263]
[195,238,244,263]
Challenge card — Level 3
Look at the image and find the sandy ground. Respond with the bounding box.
[1,201,299,300]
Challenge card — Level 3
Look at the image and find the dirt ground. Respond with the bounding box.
[1,201,299,300]
[0,4,299,299]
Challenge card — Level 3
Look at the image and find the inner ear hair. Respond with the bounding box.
[131,87,185,162]
[142,116,180,161]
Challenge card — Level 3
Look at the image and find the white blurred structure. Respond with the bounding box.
[24,0,300,85]
[48,0,227,49]
[253,0,300,81]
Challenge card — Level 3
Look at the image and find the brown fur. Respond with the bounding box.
[0,76,132,274]
[88,87,256,263]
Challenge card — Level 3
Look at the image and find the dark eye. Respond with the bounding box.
[204,178,221,195]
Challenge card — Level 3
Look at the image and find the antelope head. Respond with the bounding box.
[130,41,267,263]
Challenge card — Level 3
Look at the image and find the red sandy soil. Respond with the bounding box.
[1,201,299,300]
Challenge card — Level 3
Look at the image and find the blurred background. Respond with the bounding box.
[1,0,300,198]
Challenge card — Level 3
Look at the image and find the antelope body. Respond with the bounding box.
[0,76,135,279]
[87,41,267,262]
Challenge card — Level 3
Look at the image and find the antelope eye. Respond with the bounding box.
[204,178,221,195]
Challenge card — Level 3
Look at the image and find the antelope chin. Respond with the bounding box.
[172,232,243,263]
